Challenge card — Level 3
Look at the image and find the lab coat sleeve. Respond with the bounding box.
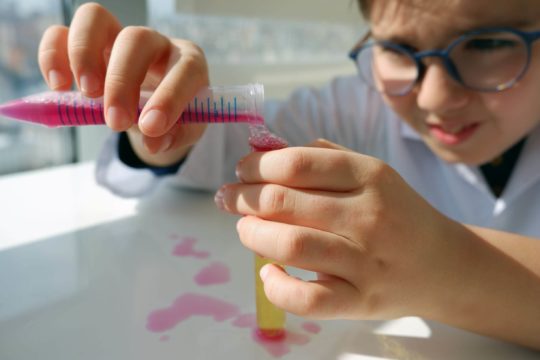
[95,133,161,197]
[94,123,249,197]
[95,76,389,197]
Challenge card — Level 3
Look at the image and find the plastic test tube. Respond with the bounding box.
[0,84,265,127]
[249,125,288,340]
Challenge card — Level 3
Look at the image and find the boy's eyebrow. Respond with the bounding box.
[371,33,413,44]
[372,18,540,45]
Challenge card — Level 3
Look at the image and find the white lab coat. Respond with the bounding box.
[96,75,540,238]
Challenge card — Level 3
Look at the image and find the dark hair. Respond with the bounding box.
[357,0,371,18]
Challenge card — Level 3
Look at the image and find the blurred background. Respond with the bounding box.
[0,0,366,175]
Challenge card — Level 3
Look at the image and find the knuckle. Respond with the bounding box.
[117,26,157,45]
[259,185,288,215]
[180,52,208,80]
[153,84,179,104]
[299,289,325,316]
[280,149,310,180]
[366,157,395,185]
[174,39,207,62]
[68,42,93,65]
[104,71,132,90]
[276,228,306,262]
[321,238,342,262]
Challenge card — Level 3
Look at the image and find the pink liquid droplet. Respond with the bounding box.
[172,236,210,259]
[194,261,230,286]
[248,125,288,151]
[253,329,311,358]
[146,293,240,333]
[159,335,170,342]
[232,313,313,358]
[301,321,321,334]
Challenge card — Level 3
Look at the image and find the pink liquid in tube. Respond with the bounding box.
[249,124,288,341]
[0,84,264,127]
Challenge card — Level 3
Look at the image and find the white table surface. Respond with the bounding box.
[0,162,538,360]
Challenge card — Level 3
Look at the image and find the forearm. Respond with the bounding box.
[428,222,540,350]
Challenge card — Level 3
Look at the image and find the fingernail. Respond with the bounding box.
[48,70,66,90]
[260,264,270,281]
[107,106,131,130]
[80,72,100,95]
[140,109,167,134]
[235,166,242,181]
[214,187,226,210]
[159,134,174,152]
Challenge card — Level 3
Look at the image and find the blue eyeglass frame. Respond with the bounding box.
[349,27,540,95]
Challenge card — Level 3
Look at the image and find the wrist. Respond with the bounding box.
[124,129,191,168]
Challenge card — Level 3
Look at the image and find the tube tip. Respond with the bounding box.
[256,328,286,341]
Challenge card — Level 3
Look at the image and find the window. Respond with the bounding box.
[0,0,76,175]
[148,0,366,98]
[0,1,367,170]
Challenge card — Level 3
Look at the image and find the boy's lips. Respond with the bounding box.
[427,122,480,145]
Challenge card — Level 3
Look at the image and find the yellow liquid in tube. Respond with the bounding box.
[255,254,286,339]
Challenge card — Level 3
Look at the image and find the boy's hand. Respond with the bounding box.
[38,2,209,166]
[215,139,470,320]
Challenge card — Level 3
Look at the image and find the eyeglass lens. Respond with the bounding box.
[356,31,529,95]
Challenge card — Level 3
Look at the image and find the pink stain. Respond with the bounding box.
[194,261,230,286]
[232,313,257,328]
[302,321,321,334]
[253,329,311,358]
[146,293,240,333]
[232,313,315,358]
[172,236,210,259]
[159,335,170,342]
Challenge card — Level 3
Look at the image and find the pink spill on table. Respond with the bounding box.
[232,313,316,358]
[232,313,257,328]
[146,293,240,332]
[252,329,311,358]
[172,236,210,259]
[159,335,170,342]
[302,321,321,334]
[194,261,230,286]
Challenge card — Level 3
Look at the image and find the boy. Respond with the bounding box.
[38,0,540,349]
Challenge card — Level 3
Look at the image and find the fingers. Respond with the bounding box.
[235,146,379,192]
[259,264,359,319]
[38,25,72,90]
[68,3,122,97]
[305,138,354,152]
[139,39,209,137]
[218,183,353,235]
[38,2,211,140]
[237,216,359,279]
[103,26,171,131]
[141,122,206,154]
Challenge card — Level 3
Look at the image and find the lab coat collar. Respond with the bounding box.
[399,119,540,204]
[400,122,423,141]
[502,124,540,202]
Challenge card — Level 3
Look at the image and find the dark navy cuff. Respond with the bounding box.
[117,131,185,176]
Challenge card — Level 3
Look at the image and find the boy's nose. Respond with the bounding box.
[415,61,470,114]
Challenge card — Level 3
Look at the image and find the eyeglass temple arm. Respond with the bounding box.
[349,30,372,58]
[525,30,540,42]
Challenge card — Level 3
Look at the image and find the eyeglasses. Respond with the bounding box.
[349,27,540,96]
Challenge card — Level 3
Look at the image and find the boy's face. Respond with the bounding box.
[368,0,540,165]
